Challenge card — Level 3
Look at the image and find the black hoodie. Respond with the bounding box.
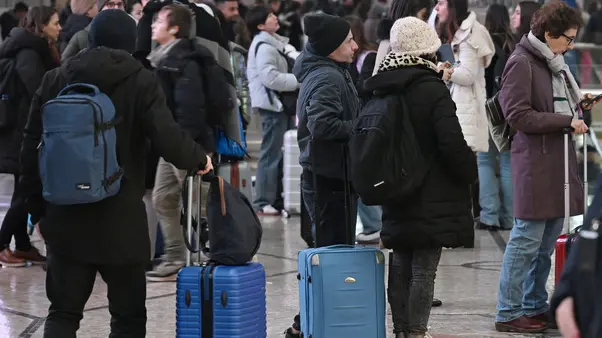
[20,47,207,264]
[0,28,58,174]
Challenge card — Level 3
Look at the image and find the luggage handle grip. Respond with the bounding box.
[563,127,574,134]
[57,83,100,97]
[323,245,356,250]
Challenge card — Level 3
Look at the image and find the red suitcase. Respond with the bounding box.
[554,130,588,285]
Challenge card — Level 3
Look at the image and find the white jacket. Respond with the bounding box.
[449,11,495,152]
[247,32,299,112]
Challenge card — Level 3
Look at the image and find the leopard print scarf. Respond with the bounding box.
[377,52,438,74]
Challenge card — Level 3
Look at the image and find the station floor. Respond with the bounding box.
[0,174,563,338]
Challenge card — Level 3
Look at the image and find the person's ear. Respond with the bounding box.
[169,26,179,35]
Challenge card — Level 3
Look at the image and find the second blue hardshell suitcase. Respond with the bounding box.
[298,245,386,338]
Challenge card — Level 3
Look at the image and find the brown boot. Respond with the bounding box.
[495,315,548,333]
[0,248,27,267]
[14,247,46,265]
[529,312,557,329]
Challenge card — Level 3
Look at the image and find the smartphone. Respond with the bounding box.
[581,93,602,109]
[452,61,461,68]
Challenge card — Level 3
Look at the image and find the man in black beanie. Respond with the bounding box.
[19,9,212,338]
[284,13,359,338]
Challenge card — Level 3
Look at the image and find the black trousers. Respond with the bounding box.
[0,174,31,251]
[43,251,147,338]
[292,169,357,330]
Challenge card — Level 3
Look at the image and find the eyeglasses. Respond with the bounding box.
[562,33,575,46]
[105,1,124,8]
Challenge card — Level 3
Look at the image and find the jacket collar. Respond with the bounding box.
[255,31,289,52]
[452,11,477,45]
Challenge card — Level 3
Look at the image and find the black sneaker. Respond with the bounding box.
[284,327,301,338]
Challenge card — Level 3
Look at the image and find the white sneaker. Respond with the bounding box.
[257,205,280,216]
[356,230,381,244]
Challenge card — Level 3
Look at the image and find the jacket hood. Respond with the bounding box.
[364,65,441,94]
[59,14,92,43]
[376,18,393,41]
[60,47,143,92]
[0,28,54,66]
[293,45,348,83]
[158,38,215,68]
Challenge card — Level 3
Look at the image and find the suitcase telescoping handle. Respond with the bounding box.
[562,127,588,234]
[183,170,216,267]
[311,140,354,247]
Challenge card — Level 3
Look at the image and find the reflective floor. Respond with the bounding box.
[0,172,562,338]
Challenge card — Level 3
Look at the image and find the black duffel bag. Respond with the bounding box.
[204,173,262,265]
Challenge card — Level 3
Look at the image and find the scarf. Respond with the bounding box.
[377,51,438,74]
[527,32,582,117]
[147,38,180,68]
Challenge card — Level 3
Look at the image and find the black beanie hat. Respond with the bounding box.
[303,13,350,57]
[89,10,137,54]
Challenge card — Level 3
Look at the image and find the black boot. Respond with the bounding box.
[432,298,442,307]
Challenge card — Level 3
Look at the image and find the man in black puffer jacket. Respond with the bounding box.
[145,4,217,282]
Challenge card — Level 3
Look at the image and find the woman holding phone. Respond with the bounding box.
[495,2,590,333]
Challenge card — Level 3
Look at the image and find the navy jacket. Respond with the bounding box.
[293,46,359,180]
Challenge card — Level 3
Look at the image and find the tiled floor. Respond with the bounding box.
[0,173,563,338]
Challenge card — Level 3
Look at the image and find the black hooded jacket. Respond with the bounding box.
[59,14,92,52]
[364,65,477,249]
[0,28,58,174]
[154,39,216,153]
[19,47,208,264]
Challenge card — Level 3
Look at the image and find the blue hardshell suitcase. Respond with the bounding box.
[298,245,386,338]
[176,263,267,337]
[176,175,267,338]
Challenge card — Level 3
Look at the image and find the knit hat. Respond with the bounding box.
[89,10,137,54]
[303,14,350,57]
[71,0,97,15]
[390,17,441,56]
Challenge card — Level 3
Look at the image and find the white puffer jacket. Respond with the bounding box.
[449,11,495,152]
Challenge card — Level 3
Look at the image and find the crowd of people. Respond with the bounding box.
[0,0,598,337]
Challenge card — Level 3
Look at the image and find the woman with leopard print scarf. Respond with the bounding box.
[367,17,477,338]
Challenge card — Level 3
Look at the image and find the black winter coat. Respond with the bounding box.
[20,47,208,264]
[155,39,215,154]
[364,65,477,249]
[0,28,59,174]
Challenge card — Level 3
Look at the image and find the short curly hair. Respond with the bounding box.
[530,1,583,41]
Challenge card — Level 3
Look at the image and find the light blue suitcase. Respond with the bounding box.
[298,244,386,338]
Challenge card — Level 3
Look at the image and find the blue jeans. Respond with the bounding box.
[358,199,382,233]
[477,138,513,229]
[496,217,564,322]
[253,109,288,210]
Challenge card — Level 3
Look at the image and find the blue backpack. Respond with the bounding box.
[39,83,123,205]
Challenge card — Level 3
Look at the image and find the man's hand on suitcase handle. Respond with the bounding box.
[197,155,213,175]
[568,119,588,135]
[556,297,580,338]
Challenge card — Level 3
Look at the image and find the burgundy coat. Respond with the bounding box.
[499,36,584,220]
